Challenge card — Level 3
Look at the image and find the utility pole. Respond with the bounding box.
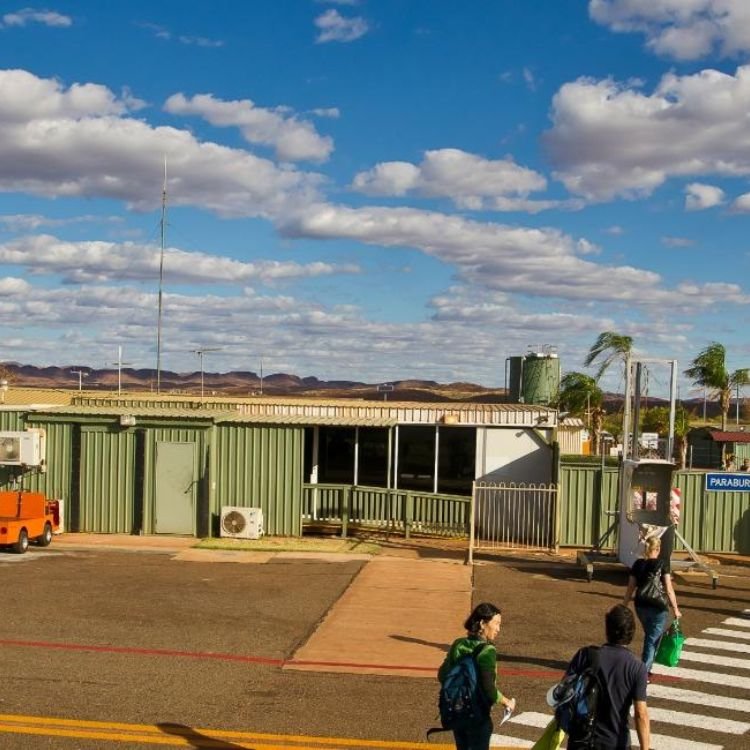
[71,369,89,391]
[156,157,167,394]
[192,347,221,400]
[112,346,132,395]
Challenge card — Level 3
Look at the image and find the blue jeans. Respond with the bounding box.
[452,715,493,750]
[635,604,669,672]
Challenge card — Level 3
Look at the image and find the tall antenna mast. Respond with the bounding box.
[156,157,167,394]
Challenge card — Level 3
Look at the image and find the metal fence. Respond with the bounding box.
[302,483,470,538]
[471,481,559,552]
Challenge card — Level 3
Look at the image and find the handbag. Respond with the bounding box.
[655,618,685,667]
[635,569,668,610]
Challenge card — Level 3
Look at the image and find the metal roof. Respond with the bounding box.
[27,404,397,428]
[709,430,750,444]
[67,393,557,427]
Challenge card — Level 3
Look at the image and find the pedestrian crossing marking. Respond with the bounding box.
[704,628,750,641]
[648,683,750,713]
[678,650,750,670]
[646,706,749,734]
[499,712,724,750]
[686,637,750,654]
[651,663,750,689]
[723,617,750,628]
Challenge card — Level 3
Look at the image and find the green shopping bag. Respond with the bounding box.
[655,618,685,667]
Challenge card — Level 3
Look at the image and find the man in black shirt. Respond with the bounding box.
[565,605,649,750]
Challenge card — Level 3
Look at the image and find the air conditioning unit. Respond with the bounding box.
[0,429,45,466]
[220,506,264,540]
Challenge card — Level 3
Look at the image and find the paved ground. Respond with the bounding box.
[1,534,749,749]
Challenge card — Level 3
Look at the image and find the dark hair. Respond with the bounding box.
[464,602,502,635]
[605,604,635,646]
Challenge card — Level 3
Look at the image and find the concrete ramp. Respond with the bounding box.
[285,556,472,678]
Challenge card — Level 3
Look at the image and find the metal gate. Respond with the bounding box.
[470,481,558,554]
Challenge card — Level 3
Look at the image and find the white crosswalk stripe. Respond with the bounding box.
[687,637,750,653]
[677,650,750,670]
[648,683,750,712]
[704,627,750,640]
[724,617,750,628]
[651,662,750,688]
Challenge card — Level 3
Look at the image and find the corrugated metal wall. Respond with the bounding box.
[79,428,136,533]
[561,464,750,553]
[215,424,303,535]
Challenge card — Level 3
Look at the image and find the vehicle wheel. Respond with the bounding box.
[13,528,29,554]
[37,522,53,547]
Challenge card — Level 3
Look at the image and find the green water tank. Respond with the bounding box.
[521,352,560,405]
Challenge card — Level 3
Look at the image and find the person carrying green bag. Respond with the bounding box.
[655,618,686,668]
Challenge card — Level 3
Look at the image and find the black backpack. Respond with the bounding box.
[553,646,602,747]
[427,643,489,738]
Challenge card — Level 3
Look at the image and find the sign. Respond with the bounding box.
[705,473,750,491]
[639,432,659,449]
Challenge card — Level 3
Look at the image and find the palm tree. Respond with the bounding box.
[557,372,604,454]
[584,331,633,381]
[684,342,750,433]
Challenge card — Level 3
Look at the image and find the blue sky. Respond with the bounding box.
[0,1,749,394]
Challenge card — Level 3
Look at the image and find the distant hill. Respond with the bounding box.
[0,363,510,403]
[0,362,722,413]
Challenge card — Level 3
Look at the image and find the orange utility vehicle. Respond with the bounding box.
[0,490,59,554]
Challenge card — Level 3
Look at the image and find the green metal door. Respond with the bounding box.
[155,441,197,534]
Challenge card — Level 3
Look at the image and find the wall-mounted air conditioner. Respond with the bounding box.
[220,506,264,539]
[0,429,45,466]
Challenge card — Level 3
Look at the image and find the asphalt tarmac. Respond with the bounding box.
[1,540,748,749]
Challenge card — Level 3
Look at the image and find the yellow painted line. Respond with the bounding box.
[0,713,456,749]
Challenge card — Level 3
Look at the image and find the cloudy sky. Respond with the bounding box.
[1,0,749,393]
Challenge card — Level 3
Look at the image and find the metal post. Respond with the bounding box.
[467,480,476,565]
[622,354,633,459]
[434,425,440,494]
[668,360,677,461]
[632,363,642,460]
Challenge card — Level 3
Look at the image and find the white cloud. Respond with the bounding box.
[282,202,749,308]
[589,0,750,60]
[310,107,340,119]
[0,213,123,231]
[164,92,333,163]
[685,182,725,210]
[314,9,369,43]
[138,22,223,47]
[0,69,323,219]
[2,8,72,28]
[351,148,555,212]
[661,236,695,247]
[545,66,750,200]
[730,192,750,212]
[0,234,360,285]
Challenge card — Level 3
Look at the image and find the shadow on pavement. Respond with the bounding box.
[390,633,450,650]
[157,722,247,749]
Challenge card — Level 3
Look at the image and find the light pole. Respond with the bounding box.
[192,348,221,399]
[71,369,89,391]
[112,346,132,395]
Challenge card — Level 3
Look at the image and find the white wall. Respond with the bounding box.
[475,427,553,484]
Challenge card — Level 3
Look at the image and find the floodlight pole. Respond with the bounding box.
[156,158,167,394]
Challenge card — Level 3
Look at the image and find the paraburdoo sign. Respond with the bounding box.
[705,473,750,491]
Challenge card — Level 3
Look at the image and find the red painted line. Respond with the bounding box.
[0,638,639,682]
[0,638,283,666]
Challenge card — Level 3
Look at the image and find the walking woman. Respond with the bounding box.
[437,602,516,750]
[623,536,681,675]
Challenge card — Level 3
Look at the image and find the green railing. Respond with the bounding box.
[302,483,470,538]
